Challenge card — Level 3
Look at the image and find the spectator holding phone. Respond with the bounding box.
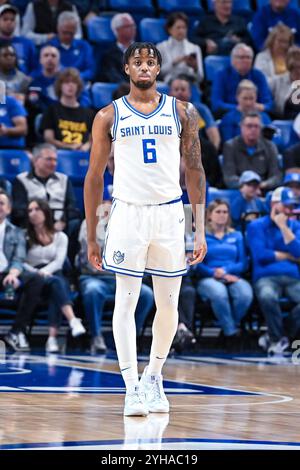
[157,12,204,84]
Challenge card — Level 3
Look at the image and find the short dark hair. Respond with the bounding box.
[0,189,12,207]
[123,42,162,67]
[165,12,188,33]
[241,110,262,123]
[169,74,192,88]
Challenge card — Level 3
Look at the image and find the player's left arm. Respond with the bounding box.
[177,100,207,265]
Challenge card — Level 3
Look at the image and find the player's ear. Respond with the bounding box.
[156,65,160,75]
[124,64,130,76]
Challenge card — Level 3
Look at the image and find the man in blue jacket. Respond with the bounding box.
[211,43,273,115]
[247,186,300,354]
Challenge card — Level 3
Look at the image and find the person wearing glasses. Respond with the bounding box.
[222,111,282,191]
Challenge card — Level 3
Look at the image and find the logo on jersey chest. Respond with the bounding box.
[120,125,173,138]
[113,250,125,264]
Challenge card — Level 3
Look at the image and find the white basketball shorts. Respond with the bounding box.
[102,198,187,278]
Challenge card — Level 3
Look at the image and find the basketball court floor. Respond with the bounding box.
[0,351,300,450]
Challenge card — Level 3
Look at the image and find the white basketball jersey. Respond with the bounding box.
[111,94,182,205]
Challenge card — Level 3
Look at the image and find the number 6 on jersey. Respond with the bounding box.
[143,138,157,163]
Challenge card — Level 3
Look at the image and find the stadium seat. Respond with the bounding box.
[11,0,30,15]
[139,18,168,43]
[0,150,31,181]
[256,0,298,9]
[157,83,169,94]
[272,120,294,151]
[207,188,240,206]
[157,0,203,15]
[57,151,90,213]
[56,150,89,184]
[108,0,155,14]
[207,0,253,19]
[91,82,119,109]
[86,16,115,44]
[204,55,230,82]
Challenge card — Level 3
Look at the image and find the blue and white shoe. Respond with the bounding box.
[124,385,149,417]
[140,366,169,413]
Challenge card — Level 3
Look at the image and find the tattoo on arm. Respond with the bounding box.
[181,102,206,203]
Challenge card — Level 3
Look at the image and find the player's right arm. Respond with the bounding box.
[84,104,114,270]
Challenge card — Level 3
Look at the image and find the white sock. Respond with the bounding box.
[112,274,142,392]
[148,276,182,376]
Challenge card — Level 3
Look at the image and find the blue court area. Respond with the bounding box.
[0,353,299,450]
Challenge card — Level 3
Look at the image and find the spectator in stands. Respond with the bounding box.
[283,173,300,198]
[0,189,39,353]
[283,141,300,171]
[192,0,252,56]
[0,4,37,75]
[0,44,32,102]
[195,199,253,347]
[95,13,136,83]
[48,11,94,82]
[21,0,82,47]
[231,170,266,230]
[220,80,271,142]
[71,0,100,25]
[270,45,300,118]
[254,24,294,85]
[169,75,222,187]
[247,186,300,355]
[251,0,300,51]
[0,93,27,149]
[223,111,282,190]
[211,43,273,115]
[157,12,203,85]
[0,0,20,35]
[29,45,61,108]
[12,143,81,263]
[78,216,154,354]
[41,68,94,151]
[7,198,86,353]
[173,237,197,352]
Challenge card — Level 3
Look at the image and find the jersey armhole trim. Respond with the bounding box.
[111,101,119,142]
[172,97,182,138]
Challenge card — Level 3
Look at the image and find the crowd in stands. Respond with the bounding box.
[1,0,300,357]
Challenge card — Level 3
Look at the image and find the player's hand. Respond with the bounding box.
[189,236,207,266]
[88,241,102,271]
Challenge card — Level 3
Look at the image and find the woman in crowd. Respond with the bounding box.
[195,199,253,347]
[17,198,85,352]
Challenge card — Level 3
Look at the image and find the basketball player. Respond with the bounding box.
[84,42,207,416]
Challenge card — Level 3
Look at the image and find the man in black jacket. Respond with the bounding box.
[192,0,253,56]
[96,13,136,83]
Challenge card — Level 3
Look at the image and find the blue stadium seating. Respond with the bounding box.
[204,55,230,82]
[56,150,89,185]
[157,83,169,95]
[139,18,168,43]
[256,0,298,9]
[11,0,30,15]
[57,151,90,213]
[91,82,119,109]
[272,120,295,152]
[108,0,155,14]
[0,150,31,181]
[157,0,203,15]
[207,0,253,19]
[86,16,115,44]
[207,188,240,206]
